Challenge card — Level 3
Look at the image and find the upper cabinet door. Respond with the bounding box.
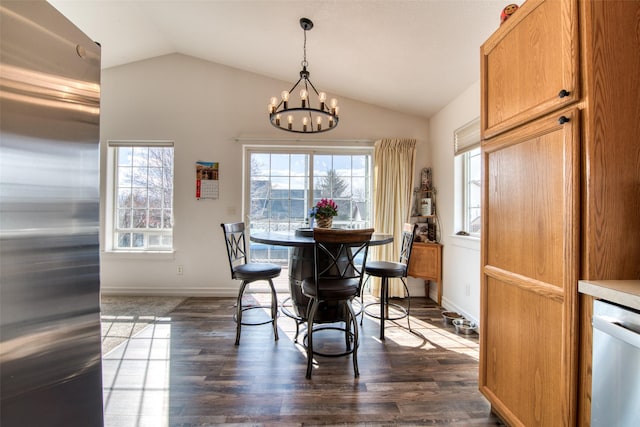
[481,0,579,139]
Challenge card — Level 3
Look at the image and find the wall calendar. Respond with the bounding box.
[196,161,219,200]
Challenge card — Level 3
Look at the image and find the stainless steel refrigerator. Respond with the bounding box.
[1,1,104,425]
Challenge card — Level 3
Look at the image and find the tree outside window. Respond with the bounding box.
[110,142,174,251]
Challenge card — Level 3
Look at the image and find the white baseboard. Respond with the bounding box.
[100,286,238,298]
[437,294,480,331]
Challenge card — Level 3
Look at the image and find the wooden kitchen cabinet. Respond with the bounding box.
[480,1,640,426]
[481,0,579,139]
[408,242,442,305]
[481,108,580,426]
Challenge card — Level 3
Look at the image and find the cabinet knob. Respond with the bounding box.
[558,116,570,125]
[558,89,571,98]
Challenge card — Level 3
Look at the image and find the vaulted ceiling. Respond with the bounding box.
[50,0,507,118]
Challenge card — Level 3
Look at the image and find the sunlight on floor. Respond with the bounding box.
[262,295,480,361]
[240,272,480,359]
[102,319,172,427]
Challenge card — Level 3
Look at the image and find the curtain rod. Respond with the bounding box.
[234,137,375,144]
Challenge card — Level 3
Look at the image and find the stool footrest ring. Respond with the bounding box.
[233,305,278,326]
[302,325,358,358]
[363,302,408,321]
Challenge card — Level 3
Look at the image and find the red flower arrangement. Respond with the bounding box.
[309,198,338,219]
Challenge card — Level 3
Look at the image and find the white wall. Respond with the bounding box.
[99,53,431,296]
[428,80,482,324]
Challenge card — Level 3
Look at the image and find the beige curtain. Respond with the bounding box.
[371,138,417,297]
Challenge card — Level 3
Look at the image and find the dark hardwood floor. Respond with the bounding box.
[102,294,502,426]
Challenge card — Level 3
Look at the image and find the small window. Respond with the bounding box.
[109,141,174,251]
[454,118,481,237]
[462,147,481,236]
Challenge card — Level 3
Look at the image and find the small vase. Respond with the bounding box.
[316,216,333,228]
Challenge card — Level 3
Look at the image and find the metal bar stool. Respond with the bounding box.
[362,223,417,340]
[302,228,373,379]
[220,222,280,345]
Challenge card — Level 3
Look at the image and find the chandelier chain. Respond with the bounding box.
[302,27,308,68]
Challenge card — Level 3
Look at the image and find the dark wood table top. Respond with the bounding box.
[250,230,393,248]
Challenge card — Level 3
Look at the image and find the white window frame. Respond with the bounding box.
[461,147,481,236]
[243,145,374,263]
[454,118,481,238]
[106,140,175,252]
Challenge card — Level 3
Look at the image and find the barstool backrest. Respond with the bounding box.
[220,222,248,279]
[312,228,374,285]
[398,223,419,266]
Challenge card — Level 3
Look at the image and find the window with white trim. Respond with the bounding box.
[108,140,174,251]
[462,147,481,235]
[454,119,481,237]
[246,147,373,264]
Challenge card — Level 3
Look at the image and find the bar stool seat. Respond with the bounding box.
[233,263,281,280]
[365,261,406,278]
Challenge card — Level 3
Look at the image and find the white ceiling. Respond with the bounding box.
[49,0,506,118]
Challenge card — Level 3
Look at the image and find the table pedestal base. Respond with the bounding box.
[288,246,349,323]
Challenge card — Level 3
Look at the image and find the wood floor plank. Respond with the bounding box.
[102,295,503,426]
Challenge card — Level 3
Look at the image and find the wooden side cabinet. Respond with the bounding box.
[408,242,442,305]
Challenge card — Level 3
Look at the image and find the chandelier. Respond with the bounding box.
[268,18,339,134]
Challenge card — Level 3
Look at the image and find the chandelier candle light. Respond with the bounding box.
[268,18,339,134]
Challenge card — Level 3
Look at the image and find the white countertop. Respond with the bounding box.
[578,280,640,311]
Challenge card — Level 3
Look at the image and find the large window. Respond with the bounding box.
[246,147,373,264]
[109,141,174,251]
[454,118,481,237]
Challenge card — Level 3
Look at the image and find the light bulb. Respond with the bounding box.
[288,115,293,123]
[281,91,290,101]
[334,106,340,116]
[300,89,308,100]
[319,92,327,110]
[275,114,281,126]
[270,96,278,106]
[330,98,338,108]
[302,116,308,132]
[316,116,322,131]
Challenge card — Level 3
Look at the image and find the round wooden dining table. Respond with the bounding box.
[250,229,393,322]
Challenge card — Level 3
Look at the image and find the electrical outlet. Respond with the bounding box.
[177,265,183,275]
[465,283,471,296]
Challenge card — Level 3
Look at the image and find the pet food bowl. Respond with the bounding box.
[452,318,477,335]
[442,311,463,325]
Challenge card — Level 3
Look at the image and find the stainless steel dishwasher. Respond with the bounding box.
[591,299,640,427]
